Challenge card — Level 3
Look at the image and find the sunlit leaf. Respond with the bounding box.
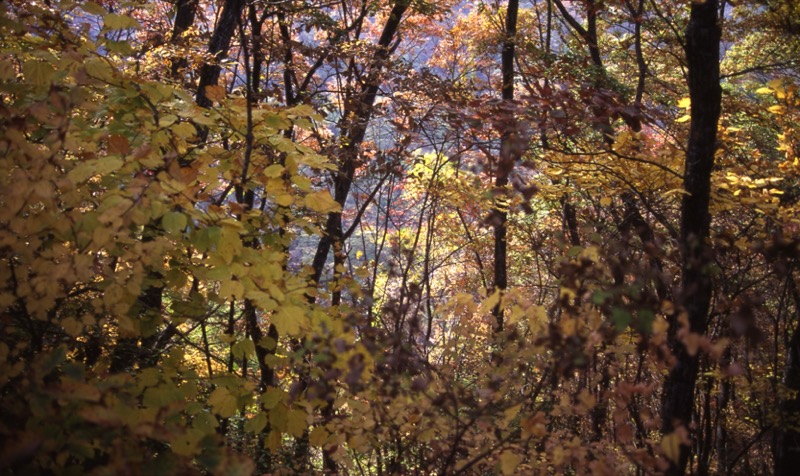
[304,191,341,213]
[271,305,305,336]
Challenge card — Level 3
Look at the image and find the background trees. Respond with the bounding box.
[1,0,800,474]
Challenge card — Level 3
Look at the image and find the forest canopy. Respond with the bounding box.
[1,0,800,474]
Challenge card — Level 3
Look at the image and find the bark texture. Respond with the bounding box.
[661,1,722,474]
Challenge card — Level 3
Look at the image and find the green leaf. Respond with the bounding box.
[244,412,267,434]
[192,412,219,433]
[162,211,187,235]
[170,429,204,457]
[231,339,255,359]
[591,291,612,305]
[637,309,655,334]
[84,57,115,81]
[612,308,632,331]
[262,113,292,130]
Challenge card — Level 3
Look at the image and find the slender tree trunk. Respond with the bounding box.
[661,2,721,475]
[492,0,519,334]
[309,0,408,289]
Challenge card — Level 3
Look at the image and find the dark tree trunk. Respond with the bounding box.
[169,0,198,77]
[491,0,519,334]
[196,0,246,108]
[661,1,722,475]
[171,0,198,40]
[776,269,800,475]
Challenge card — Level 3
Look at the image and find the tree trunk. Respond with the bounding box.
[661,1,722,474]
[196,0,246,108]
[776,268,800,475]
[309,1,408,289]
[491,0,519,334]
[169,0,198,77]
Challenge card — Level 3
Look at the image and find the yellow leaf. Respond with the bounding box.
[159,114,178,127]
[499,451,523,475]
[348,433,369,452]
[309,426,330,447]
[286,409,307,437]
[234,339,256,360]
[218,279,244,300]
[305,191,341,213]
[261,388,285,409]
[676,114,691,123]
[263,164,284,178]
[480,290,501,314]
[208,387,238,418]
[103,13,141,30]
[271,305,305,336]
[599,197,612,207]
[768,105,785,114]
[92,226,113,247]
[755,87,773,95]
[661,432,683,464]
[22,60,55,86]
[218,228,243,265]
[677,97,691,108]
[502,404,523,427]
[170,429,204,457]
[768,78,784,89]
[266,430,282,451]
[275,193,294,206]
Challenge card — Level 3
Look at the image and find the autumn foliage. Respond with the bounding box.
[1,0,800,475]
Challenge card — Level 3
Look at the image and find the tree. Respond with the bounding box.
[660,1,722,474]
[2,0,800,474]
